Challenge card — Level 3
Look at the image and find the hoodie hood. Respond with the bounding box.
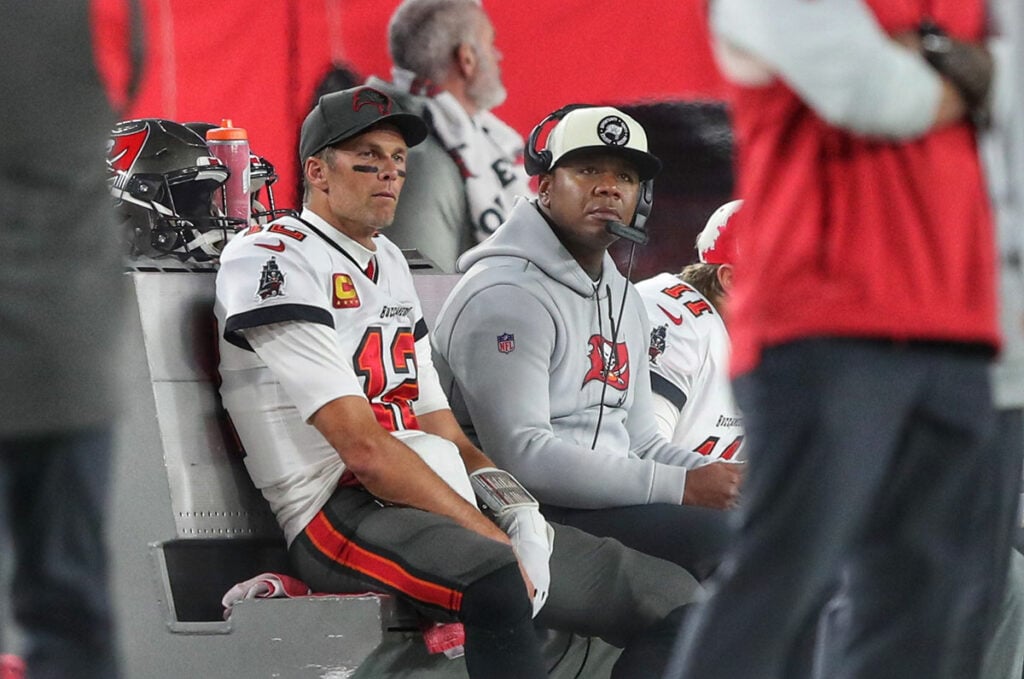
[456,198,622,299]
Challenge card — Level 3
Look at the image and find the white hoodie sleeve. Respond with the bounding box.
[711,0,942,138]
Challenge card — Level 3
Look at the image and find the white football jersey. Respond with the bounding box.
[636,273,745,461]
[215,209,430,542]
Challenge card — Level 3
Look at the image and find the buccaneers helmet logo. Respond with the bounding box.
[582,335,630,391]
[106,126,150,182]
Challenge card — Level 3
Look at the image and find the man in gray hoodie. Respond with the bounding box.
[432,105,742,580]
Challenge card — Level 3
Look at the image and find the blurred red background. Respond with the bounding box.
[94,0,728,211]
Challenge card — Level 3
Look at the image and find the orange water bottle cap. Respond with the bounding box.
[206,118,248,140]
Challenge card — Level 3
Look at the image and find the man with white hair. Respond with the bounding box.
[366,0,533,272]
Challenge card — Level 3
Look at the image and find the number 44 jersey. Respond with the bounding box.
[635,273,745,461]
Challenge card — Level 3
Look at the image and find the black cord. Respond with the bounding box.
[590,285,610,450]
[609,243,636,409]
[573,637,592,679]
[588,241,638,449]
[546,631,576,675]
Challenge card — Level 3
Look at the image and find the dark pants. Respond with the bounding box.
[0,429,119,679]
[667,339,1017,679]
[541,503,732,581]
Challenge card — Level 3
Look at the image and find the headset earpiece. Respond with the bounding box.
[523,123,552,176]
[632,178,654,231]
[524,103,593,177]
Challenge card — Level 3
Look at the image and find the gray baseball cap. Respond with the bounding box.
[299,86,429,162]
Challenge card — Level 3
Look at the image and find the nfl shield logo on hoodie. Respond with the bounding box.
[497,333,515,354]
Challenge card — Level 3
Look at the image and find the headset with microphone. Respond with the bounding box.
[525,104,660,449]
[524,104,655,245]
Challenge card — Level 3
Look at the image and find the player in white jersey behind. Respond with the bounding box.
[214,86,699,679]
[638,200,745,461]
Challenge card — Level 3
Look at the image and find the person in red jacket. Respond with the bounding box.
[666,1,1018,678]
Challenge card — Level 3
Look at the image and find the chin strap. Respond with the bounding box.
[184,228,227,258]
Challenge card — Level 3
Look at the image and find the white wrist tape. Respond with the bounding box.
[469,467,538,515]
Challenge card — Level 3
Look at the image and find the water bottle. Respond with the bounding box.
[205,119,250,224]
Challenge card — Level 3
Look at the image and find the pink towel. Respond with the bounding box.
[220,572,312,619]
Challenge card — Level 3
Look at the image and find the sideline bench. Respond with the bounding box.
[109,258,617,678]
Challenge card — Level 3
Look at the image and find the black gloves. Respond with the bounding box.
[917,20,994,128]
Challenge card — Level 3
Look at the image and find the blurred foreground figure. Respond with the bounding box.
[0,1,125,677]
[666,2,1018,679]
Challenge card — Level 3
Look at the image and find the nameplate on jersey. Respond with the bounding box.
[333,274,360,309]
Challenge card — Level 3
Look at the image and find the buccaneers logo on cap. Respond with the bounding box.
[582,335,630,390]
[597,116,630,146]
[353,87,392,116]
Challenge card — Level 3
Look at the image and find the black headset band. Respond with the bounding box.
[524,103,596,177]
[526,103,654,240]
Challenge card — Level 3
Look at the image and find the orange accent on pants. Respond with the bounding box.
[304,511,463,612]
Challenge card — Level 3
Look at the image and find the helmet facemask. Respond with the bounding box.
[248,154,294,225]
[108,118,248,262]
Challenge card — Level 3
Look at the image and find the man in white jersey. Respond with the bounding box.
[638,200,744,460]
[214,86,699,679]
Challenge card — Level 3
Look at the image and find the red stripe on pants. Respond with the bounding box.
[305,510,463,612]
